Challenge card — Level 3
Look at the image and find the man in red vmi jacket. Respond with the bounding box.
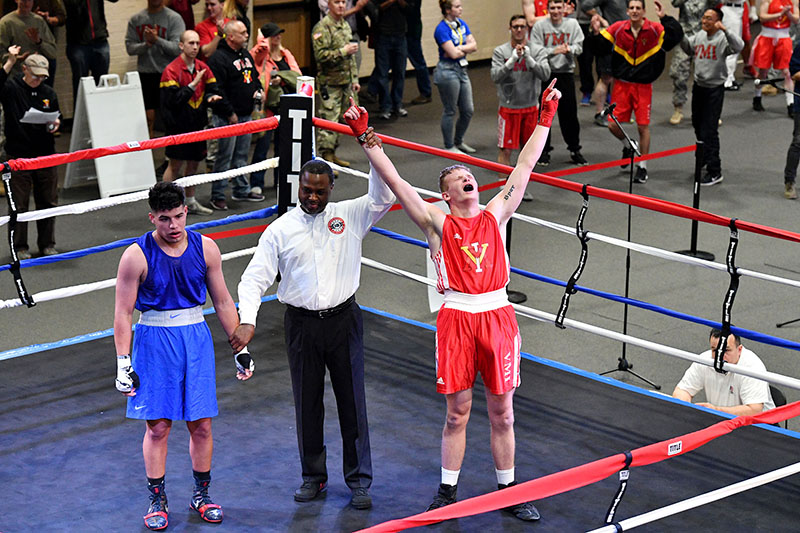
[591,0,683,183]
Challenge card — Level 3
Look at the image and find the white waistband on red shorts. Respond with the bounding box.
[138,306,204,327]
[759,27,791,39]
[442,288,511,313]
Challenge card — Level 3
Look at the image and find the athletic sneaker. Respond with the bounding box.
[376,110,392,120]
[620,146,634,169]
[250,186,262,195]
[16,248,31,260]
[427,483,457,511]
[785,182,798,199]
[498,482,541,521]
[144,485,169,531]
[570,151,588,166]
[456,142,477,153]
[700,172,723,186]
[41,246,59,256]
[724,81,740,91]
[537,151,551,167]
[633,166,648,184]
[187,200,213,215]
[669,108,683,125]
[594,113,607,127]
[231,191,265,202]
[190,479,223,523]
[395,107,408,117]
[445,145,466,155]
[580,93,591,106]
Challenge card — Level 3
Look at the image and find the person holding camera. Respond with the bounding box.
[312,0,360,168]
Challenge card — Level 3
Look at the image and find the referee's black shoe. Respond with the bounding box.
[294,481,327,502]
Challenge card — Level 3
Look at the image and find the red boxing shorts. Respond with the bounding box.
[497,105,538,150]
[752,35,792,70]
[609,79,652,126]
[435,305,521,395]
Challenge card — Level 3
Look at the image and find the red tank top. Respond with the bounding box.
[433,210,510,294]
[765,0,793,29]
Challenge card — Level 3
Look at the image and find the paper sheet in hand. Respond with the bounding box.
[20,108,59,125]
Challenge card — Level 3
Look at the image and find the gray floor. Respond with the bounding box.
[3,60,800,413]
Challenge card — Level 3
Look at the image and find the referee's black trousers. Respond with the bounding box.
[284,300,372,489]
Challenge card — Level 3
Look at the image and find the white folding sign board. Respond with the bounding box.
[64,72,155,198]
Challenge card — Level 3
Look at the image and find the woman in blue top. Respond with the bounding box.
[433,0,478,153]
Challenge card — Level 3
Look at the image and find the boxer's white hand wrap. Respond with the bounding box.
[115,354,140,393]
[235,347,255,375]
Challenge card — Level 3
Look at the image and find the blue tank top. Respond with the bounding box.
[134,230,207,312]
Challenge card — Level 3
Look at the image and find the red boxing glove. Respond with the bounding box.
[538,80,559,127]
[344,105,369,144]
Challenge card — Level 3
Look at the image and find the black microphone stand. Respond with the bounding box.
[598,105,661,389]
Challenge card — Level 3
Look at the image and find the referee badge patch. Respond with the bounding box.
[328,217,345,234]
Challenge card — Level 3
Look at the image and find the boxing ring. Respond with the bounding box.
[3,96,800,532]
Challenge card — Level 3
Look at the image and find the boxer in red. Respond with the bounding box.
[345,79,561,522]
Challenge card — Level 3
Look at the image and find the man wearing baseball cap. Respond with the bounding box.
[0,46,61,259]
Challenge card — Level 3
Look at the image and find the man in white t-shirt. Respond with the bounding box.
[673,329,775,415]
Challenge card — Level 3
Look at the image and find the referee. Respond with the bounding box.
[232,136,394,510]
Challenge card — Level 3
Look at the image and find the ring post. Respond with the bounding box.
[277,87,314,216]
[675,141,714,261]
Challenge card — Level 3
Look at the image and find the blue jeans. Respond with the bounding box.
[374,33,407,112]
[249,128,273,190]
[211,113,253,201]
[433,61,473,148]
[66,40,110,102]
[406,34,431,98]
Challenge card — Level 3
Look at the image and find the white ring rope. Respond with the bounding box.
[328,162,800,290]
[359,256,800,393]
[0,158,279,226]
[585,461,800,532]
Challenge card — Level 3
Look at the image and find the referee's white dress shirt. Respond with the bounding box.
[238,166,395,326]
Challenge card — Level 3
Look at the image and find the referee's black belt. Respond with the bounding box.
[286,294,356,319]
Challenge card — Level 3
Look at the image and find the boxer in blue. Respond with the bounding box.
[113,182,255,530]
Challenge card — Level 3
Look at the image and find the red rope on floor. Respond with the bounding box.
[358,401,800,532]
[313,117,800,244]
[4,117,279,172]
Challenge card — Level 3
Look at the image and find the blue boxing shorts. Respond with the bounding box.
[126,306,218,421]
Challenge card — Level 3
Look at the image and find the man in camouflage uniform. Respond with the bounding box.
[670,0,709,124]
[312,0,360,168]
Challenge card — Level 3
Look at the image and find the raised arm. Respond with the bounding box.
[486,79,560,224]
[344,99,446,246]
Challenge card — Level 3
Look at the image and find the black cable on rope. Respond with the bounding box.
[2,168,35,307]
[604,450,633,527]
[555,183,591,329]
[714,218,740,373]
